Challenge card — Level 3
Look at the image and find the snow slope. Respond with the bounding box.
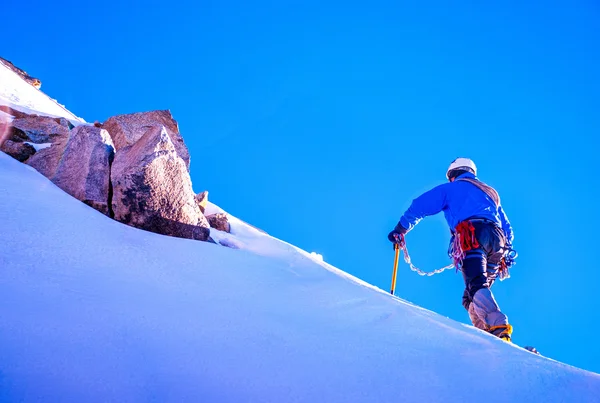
[1,154,600,403]
[0,59,84,125]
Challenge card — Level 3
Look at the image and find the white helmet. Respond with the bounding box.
[446,157,477,179]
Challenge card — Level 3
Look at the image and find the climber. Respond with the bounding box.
[387,158,515,341]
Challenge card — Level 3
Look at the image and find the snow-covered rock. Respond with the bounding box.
[24,142,52,152]
[111,125,209,240]
[103,110,190,169]
[207,212,230,232]
[52,126,115,216]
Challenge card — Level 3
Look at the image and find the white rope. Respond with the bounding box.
[400,244,456,277]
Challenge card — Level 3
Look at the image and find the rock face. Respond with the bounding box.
[207,213,230,233]
[111,125,209,240]
[11,116,70,143]
[0,140,36,162]
[52,126,115,215]
[2,105,214,243]
[103,110,190,169]
[21,116,72,178]
[25,140,68,178]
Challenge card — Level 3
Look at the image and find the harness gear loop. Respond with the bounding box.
[449,220,480,271]
[499,258,510,281]
[498,247,518,281]
[455,221,479,252]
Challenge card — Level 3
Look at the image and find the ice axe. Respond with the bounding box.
[390,242,400,295]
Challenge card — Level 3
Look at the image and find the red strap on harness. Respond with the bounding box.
[455,221,479,252]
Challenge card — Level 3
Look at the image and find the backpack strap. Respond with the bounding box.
[456,177,501,207]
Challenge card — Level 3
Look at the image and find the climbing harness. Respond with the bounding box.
[447,220,481,271]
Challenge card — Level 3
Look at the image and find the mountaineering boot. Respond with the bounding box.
[489,324,513,342]
[470,287,509,328]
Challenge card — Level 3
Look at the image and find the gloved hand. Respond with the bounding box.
[387,223,407,248]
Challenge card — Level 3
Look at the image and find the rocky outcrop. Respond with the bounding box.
[0,140,36,162]
[52,126,115,215]
[25,140,68,178]
[0,122,27,147]
[103,110,190,169]
[2,103,216,243]
[0,57,42,89]
[11,116,70,143]
[0,59,221,244]
[195,190,208,214]
[111,125,209,240]
[18,116,72,178]
[207,213,230,233]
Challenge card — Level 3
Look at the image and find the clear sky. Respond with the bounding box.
[3,0,599,373]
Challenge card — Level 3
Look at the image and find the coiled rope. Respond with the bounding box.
[400,243,455,276]
[399,232,465,276]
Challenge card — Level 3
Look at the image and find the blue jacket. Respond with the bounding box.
[398,172,514,243]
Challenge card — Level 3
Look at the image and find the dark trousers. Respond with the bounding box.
[460,220,507,310]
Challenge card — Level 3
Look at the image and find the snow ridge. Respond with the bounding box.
[0,59,84,125]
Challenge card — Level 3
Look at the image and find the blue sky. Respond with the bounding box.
[4,1,599,372]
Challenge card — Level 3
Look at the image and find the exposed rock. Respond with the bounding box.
[10,115,72,179]
[0,57,42,89]
[111,125,209,241]
[52,126,115,215]
[0,122,28,147]
[25,140,68,178]
[206,213,230,233]
[195,190,208,213]
[0,140,36,162]
[55,117,73,129]
[103,110,190,169]
[11,116,70,143]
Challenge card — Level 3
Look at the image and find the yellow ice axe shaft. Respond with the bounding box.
[390,243,400,295]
